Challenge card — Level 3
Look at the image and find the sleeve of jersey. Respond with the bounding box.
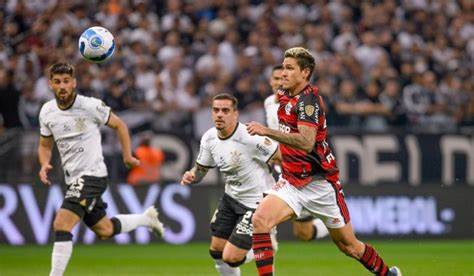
[39,108,52,137]
[296,92,319,127]
[252,136,278,163]
[88,98,111,126]
[195,135,216,168]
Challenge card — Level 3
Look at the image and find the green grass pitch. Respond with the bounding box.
[0,240,472,275]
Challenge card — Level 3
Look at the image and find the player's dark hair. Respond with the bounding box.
[48,62,75,79]
[272,65,283,72]
[284,47,315,81]
[212,93,238,110]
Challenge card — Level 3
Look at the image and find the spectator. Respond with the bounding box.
[127,134,165,185]
[0,69,22,129]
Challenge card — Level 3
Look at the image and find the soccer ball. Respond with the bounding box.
[78,26,115,63]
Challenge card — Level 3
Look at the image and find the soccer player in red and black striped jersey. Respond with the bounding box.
[246,47,401,276]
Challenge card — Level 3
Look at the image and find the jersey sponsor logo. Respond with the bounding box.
[227,180,242,186]
[96,101,109,117]
[279,123,290,133]
[272,179,286,191]
[256,144,270,156]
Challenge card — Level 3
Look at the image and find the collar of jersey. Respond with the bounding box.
[218,122,239,140]
[57,93,77,111]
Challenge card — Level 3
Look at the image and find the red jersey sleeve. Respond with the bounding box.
[296,91,320,127]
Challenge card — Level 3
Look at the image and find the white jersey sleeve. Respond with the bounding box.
[83,97,111,126]
[249,135,278,164]
[39,104,52,137]
[264,95,279,130]
[196,131,217,168]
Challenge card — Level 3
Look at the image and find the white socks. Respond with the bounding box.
[50,241,73,276]
[313,219,329,239]
[244,249,254,263]
[115,214,150,233]
[215,259,241,276]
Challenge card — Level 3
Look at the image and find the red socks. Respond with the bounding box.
[252,233,274,276]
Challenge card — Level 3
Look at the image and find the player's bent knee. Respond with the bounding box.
[209,250,223,260]
[53,218,70,232]
[222,249,246,265]
[251,211,271,232]
[95,227,114,240]
[293,228,313,241]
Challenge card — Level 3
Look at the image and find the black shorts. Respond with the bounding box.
[61,175,108,228]
[210,193,255,250]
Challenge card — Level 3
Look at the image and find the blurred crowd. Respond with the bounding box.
[0,0,472,137]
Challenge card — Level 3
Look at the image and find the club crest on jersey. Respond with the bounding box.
[305,105,315,116]
[285,102,293,115]
[230,150,242,164]
[75,118,86,131]
[264,138,272,146]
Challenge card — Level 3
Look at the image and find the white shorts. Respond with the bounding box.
[268,177,350,229]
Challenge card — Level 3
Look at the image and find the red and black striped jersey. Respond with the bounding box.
[277,84,339,187]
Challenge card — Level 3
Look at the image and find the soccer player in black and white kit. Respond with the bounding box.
[38,63,164,276]
[181,93,279,276]
[264,65,329,241]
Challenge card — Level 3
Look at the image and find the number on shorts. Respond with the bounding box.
[241,210,253,225]
[74,177,85,191]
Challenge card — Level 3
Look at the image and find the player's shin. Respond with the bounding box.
[359,243,389,276]
[210,250,241,276]
[252,233,274,276]
[112,214,148,232]
[50,231,73,276]
[111,206,161,234]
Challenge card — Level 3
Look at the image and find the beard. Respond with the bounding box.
[55,90,76,107]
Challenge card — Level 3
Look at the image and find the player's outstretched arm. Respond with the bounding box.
[38,136,54,185]
[246,122,316,153]
[106,112,140,168]
[180,164,209,185]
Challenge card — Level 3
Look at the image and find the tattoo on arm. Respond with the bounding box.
[192,164,209,183]
[265,125,316,152]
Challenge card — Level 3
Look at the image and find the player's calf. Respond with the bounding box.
[91,218,116,240]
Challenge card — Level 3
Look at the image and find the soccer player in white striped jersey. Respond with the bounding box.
[181,93,280,276]
[264,65,329,241]
[38,63,164,276]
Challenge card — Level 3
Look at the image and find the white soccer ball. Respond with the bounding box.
[78,26,115,63]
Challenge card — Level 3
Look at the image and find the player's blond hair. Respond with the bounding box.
[284,47,315,80]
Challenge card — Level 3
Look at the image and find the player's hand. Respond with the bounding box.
[124,156,140,168]
[39,164,53,185]
[180,171,195,185]
[246,121,267,136]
